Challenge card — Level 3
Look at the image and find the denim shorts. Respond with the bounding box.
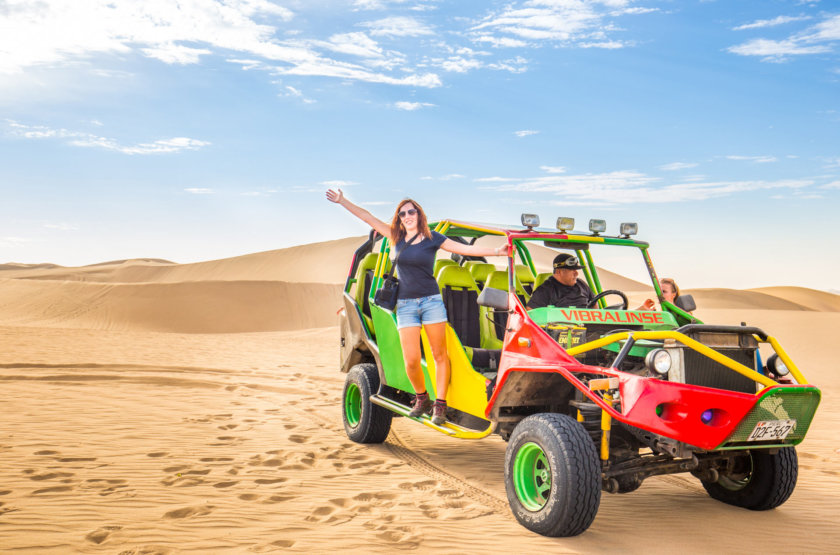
[395,294,448,329]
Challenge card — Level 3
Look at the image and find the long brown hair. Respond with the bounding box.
[660,277,681,299]
[390,198,432,244]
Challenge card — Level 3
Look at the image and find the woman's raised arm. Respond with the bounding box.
[326,189,392,240]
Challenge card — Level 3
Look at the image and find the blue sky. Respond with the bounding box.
[1,0,838,291]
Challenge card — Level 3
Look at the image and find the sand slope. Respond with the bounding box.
[1,237,839,552]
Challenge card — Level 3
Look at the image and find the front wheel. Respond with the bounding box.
[701,448,798,510]
[504,413,601,537]
[342,363,392,444]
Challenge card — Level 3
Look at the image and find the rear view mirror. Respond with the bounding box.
[477,287,509,311]
[675,294,696,313]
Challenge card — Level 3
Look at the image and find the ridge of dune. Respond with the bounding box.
[0,236,365,284]
[748,286,840,312]
[685,288,815,311]
[0,278,342,333]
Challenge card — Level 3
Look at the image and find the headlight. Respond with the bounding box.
[589,219,606,234]
[556,217,575,231]
[645,348,672,375]
[619,222,637,237]
[521,213,540,228]
[767,354,789,376]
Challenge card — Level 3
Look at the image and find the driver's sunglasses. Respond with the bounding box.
[399,208,418,218]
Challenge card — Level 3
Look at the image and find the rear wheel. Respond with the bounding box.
[504,413,601,537]
[342,363,392,444]
[702,448,798,510]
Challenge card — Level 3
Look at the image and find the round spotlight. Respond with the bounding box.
[645,349,672,375]
[766,353,789,376]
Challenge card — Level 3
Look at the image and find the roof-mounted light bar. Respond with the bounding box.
[556,217,575,232]
[521,213,540,230]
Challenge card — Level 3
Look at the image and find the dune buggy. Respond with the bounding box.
[337,215,821,537]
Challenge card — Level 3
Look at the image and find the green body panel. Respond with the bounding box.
[369,304,434,395]
[717,386,821,449]
[527,307,679,328]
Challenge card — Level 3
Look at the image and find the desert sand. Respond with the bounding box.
[1,237,839,553]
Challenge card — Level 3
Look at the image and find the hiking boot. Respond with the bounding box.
[408,392,432,418]
[431,399,447,426]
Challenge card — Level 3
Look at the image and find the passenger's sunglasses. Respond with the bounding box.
[399,208,418,218]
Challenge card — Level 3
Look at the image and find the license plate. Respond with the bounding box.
[747,419,796,442]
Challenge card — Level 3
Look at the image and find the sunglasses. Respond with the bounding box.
[399,208,418,218]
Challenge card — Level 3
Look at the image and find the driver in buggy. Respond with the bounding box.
[526,253,595,309]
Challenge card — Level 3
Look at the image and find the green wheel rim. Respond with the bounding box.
[345,383,362,427]
[513,442,552,511]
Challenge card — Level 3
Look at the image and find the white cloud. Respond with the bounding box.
[821,180,840,189]
[732,15,811,31]
[394,101,436,110]
[44,222,79,231]
[540,165,566,173]
[659,162,699,171]
[725,155,777,163]
[728,13,840,62]
[479,168,813,205]
[514,129,539,138]
[5,120,210,155]
[185,188,214,194]
[360,16,434,37]
[321,180,359,187]
[325,32,384,58]
[0,0,441,89]
[469,1,649,49]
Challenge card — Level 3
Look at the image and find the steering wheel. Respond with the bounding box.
[586,290,629,310]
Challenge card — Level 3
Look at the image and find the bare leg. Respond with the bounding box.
[424,321,450,400]
[398,326,426,393]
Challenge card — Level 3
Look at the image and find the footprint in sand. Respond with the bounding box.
[85,525,122,545]
[304,505,336,522]
[162,505,215,519]
[32,485,74,495]
[29,471,74,481]
[147,452,168,458]
[398,479,439,491]
[287,434,308,444]
[254,478,287,485]
[200,457,235,462]
[212,480,239,488]
[263,494,296,504]
[33,450,59,456]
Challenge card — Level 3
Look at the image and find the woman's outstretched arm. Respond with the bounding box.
[440,238,508,258]
[326,189,392,240]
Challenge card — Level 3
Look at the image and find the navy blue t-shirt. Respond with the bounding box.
[394,231,447,299]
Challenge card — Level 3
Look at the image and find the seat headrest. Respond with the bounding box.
[437,265,479,290]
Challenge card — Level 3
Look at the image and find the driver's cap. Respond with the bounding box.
[553,253,582,270]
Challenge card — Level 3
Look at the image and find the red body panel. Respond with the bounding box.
[486,294,804,450]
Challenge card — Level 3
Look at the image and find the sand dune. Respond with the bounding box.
[0,278,341,333]
[1,236,839,552]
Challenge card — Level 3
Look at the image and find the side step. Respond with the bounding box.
[370,394,457,435]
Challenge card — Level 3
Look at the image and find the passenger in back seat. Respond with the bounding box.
[327,188,507,425]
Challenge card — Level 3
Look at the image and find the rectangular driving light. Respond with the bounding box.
[589,219,606,235]
[620,222,638,237]
[556,217,575,231]
[521,213,540,229]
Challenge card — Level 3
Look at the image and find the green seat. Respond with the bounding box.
[515,264,536,295]
[468,263,496,290]
[437,266,503,355]
[535,272,552,289]
[434,258,457,278]
[354,252,391,331]
[487,270,529,305]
